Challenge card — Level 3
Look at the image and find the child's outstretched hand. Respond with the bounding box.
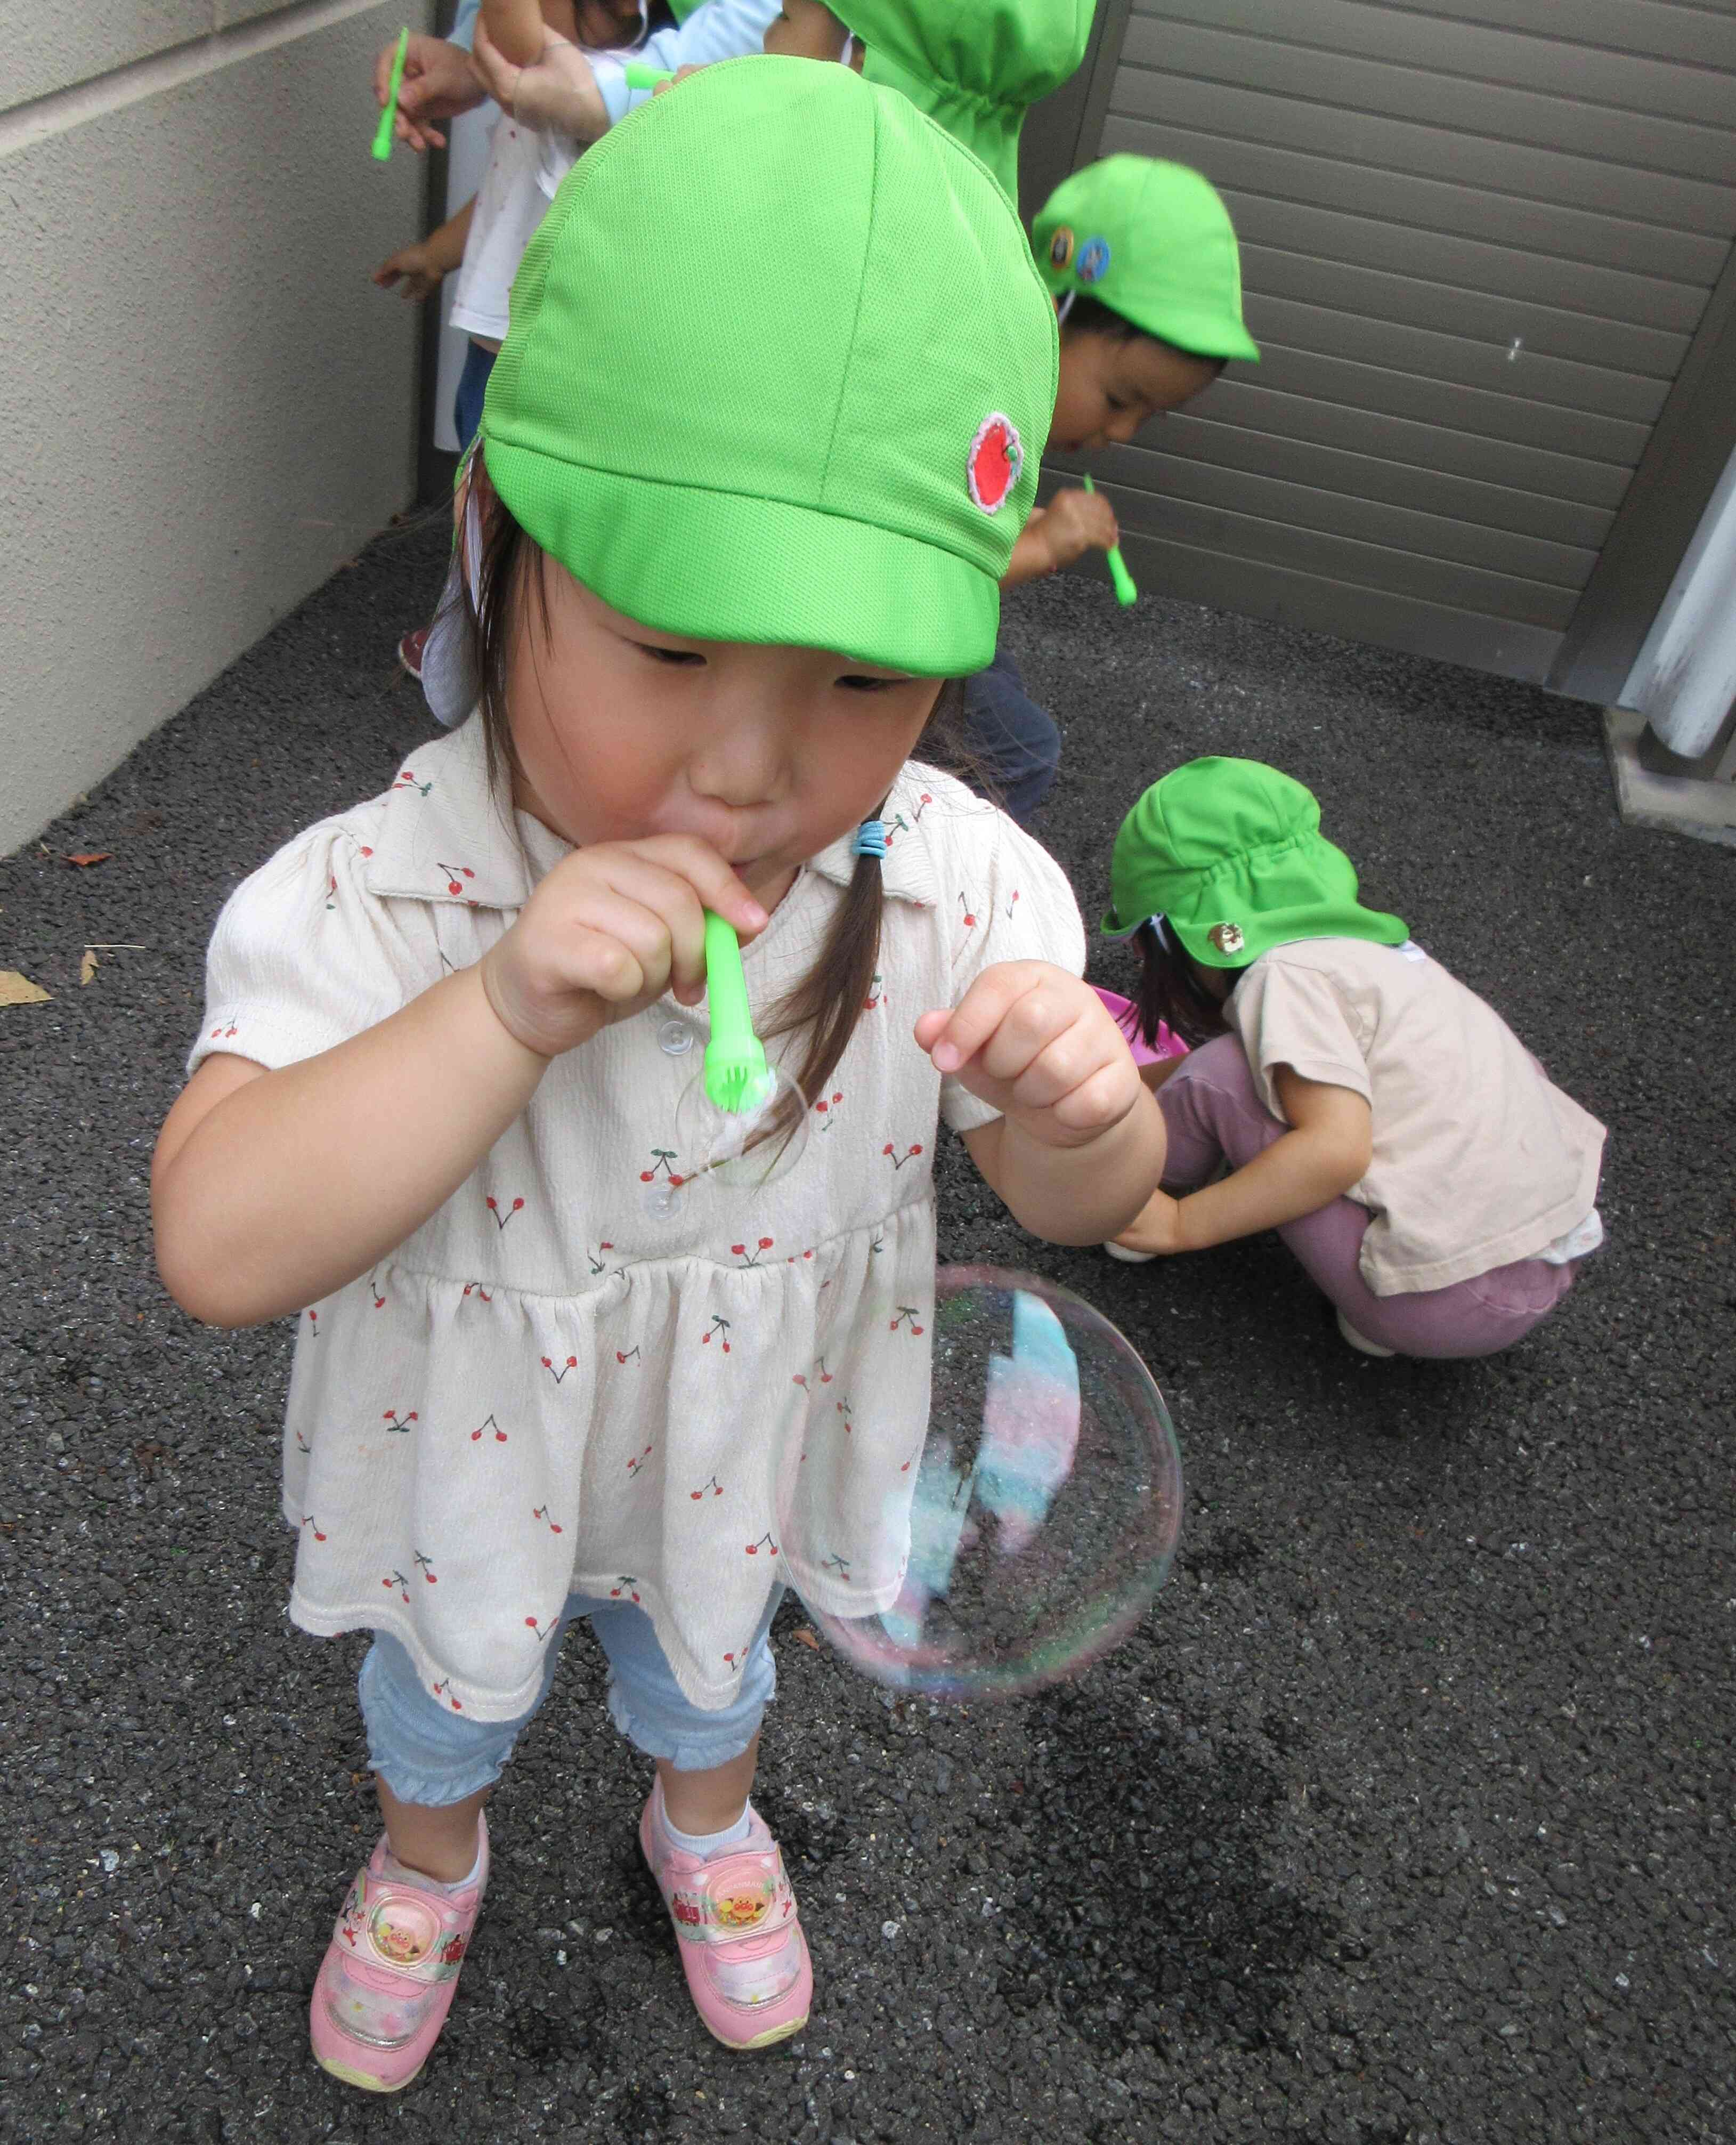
[479,838,767,1061]
[914,964,1143,1148]
[372,241,443,304]
[1109,1188,1186,1257]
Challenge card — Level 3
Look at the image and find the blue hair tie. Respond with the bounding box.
[853,819,888,859]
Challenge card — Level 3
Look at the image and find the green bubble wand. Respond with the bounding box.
[371,26,410,161]
[1082,474,1137,606]
[624,60,675,88]
[702,913,772,1114]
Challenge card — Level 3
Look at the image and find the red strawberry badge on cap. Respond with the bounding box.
[967,413,1023,515]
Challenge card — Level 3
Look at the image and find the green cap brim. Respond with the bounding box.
[488,439,1002,676]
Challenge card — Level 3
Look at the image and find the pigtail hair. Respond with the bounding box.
[1133,919,1245,1050]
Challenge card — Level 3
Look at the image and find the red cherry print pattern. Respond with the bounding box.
[432,1678,462,1712]
[609,1576,643,1602]
[615,1346,641,1366]
[640,1148,684,1186]
[626,1444,653,1477]
[383,1569,410,1603]
[436,861,476,896]
[383,1409,418,1435]
[413,1551,438,1583]
[745,1531,778,1558]
[485,1195,525,1230]
[462,1281,493,1303]
[890,1306,926,1335]
[731,1237,775,1267]
[524,1615,555,1644]
[701,1316,732,1353]
[469,1413,508,1444]
[532,1504,563,1535]
[883,1143,924,1170]
[690,1474,723,1501]
[300,1514,327,1541]
[541,1353,579,1384]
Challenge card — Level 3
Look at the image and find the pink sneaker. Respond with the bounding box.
[397,626,429,681]
[308,1816,488,2093]
[639,1784,812,2050]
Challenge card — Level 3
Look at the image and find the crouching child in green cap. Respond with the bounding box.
[1100,759,1607,1359]
[152,58,1170,2087]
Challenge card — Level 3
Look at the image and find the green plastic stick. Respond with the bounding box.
[702,912,770,1113]
[624,60,675,88]
[372,26,410,161]
[1083,474,1137,606]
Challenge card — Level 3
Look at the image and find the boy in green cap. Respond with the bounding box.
[1098,758,1606,1359]
[155,57,1170,2086]
[965,155,1262,820]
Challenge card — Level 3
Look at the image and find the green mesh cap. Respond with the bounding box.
[1102,759,1406,966]
[481,56,1057,676]
[1034,155,1260,363]
[835,0,1095,203]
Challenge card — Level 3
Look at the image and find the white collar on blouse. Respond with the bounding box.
[364,717,943,913]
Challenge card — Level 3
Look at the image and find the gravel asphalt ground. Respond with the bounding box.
[3,519,1732,2144]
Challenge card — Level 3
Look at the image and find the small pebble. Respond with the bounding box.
[882,1921,900,1940]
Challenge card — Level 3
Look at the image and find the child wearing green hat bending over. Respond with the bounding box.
[1100,759,1607,1359]
[964,156,1264,819]
[153,60,1169,2088]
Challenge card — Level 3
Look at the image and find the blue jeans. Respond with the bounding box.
[452,339,497,454]
[962,641,1061,824]
[359,1587,783,1807]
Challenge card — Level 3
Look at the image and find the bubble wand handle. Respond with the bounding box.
[371,27,410,161]
[702,912,769,1113]
[1082,474,1137,607]
[624,61,675,88]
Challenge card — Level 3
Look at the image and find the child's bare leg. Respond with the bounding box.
[376,1777,490,1882]
[658,1732,760,1833]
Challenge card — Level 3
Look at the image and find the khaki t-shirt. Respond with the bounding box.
[1227,938,1605,1297]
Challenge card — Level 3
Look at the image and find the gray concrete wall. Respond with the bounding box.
[1,1,431,854]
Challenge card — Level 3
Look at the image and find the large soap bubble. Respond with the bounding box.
[645,1063,812,1219]
[781,1266,1183,1698]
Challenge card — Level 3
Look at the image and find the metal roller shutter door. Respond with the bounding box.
[1071,0,1736,685]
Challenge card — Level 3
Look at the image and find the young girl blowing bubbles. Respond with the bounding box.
[1101,758,1605,1359]
[152,59,1167,2090]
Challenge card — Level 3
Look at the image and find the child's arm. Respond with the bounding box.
[153,837,766,1330]
[1114,1066,1372,1256]
[1002,489,1120,588]
[471,16,611,137]
[482,0,548,67]
[153,968,546,1328]
[915,964,1167,1245]
[372,197,475,303]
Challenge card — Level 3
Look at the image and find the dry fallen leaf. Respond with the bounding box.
[792,1625,821,1651]
[80,950,99,986]
[66,852,112,868]
[0,970,51,1006]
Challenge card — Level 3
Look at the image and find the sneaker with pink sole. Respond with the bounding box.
[639,1784,812,2050]
[309,1816,488,2093]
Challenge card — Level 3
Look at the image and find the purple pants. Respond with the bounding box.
[1157,1036,1580,1359]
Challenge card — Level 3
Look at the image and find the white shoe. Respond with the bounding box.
[1337,1309,1396,1357]
[1104,1240,1158,1265]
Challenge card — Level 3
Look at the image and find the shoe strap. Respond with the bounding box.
[664,1845,797,1948]
[334,1868,474,1985]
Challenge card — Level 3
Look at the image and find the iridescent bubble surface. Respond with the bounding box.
[650,1062,810,1219]
[782,1266,1183,1698]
